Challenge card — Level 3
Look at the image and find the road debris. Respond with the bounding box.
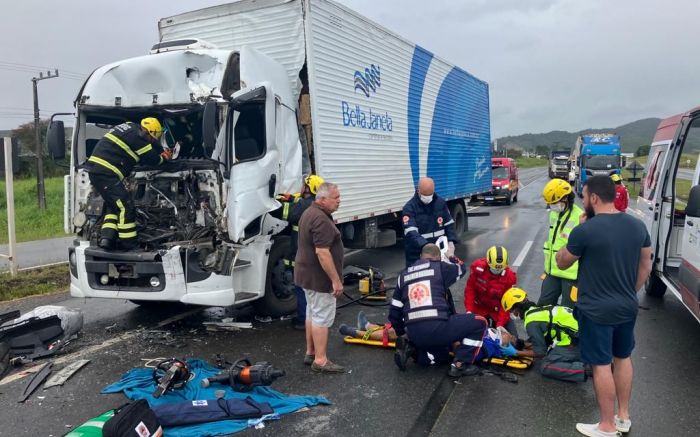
[18,361,52,403]
[44,359,90,389]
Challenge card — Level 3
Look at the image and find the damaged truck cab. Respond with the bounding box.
[50,44,303,315]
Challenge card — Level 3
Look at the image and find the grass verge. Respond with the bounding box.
[514,157,548,168]
[0,176,65,244]
[0,264,70,302]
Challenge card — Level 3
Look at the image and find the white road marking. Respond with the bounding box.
[512,240,534,270]
[520,175,545,190]
[467,206,480,212]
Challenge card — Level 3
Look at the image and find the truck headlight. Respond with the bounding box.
[69,251,77,267]
[100,274,109,285]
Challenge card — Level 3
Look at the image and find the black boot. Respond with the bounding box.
[99,238,115,250]
[448,361,481,377]
[394,336,414,371]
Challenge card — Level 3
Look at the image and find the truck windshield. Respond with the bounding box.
[583,155,619,170]
[492,167,509,179]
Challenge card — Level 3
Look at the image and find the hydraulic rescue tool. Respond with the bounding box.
[200,358,285,391]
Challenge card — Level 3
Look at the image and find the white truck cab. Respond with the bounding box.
[628,107,700,323]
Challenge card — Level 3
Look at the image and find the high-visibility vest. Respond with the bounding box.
[524,305,578,347]
[543,204,583,280]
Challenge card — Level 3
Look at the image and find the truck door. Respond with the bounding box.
[630,143,669,237]
[225,84,279,242]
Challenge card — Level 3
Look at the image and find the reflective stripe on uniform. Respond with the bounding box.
[104,214,118,222]
[119,231,137,239]
[105,133,139,162]
[101,223,118,230]
[408,309,438,320]
[135,144,153,155]
[282,202,290,220]
[292,225,299,232]
[116,199,127,227]
[391,299,404,308]
[462,338,483,347]
[404,226,419,235]
[88,156,125,180]
[421,229,445,239]
[118,222,136,230]
[444,219,455,226]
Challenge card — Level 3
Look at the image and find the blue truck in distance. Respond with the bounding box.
[570,133,622,196]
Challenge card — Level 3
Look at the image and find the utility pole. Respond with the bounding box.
[32,69,59,210]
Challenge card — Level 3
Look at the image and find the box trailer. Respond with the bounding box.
[48,0,492,314]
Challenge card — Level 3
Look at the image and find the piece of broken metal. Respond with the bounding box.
[18,361,52,403]
[43,359,90,389]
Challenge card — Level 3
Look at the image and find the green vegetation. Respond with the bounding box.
[0,177,65,243]
[514,157,548,168]
[0,264,69,301]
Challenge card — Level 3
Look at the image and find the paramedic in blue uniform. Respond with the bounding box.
[389,243,488,377]
[402,177,459,267]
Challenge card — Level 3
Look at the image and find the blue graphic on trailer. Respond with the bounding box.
[407,45,491,198]
[354,64,381,98]
[407,47,434,187]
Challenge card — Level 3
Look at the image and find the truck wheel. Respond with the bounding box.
[449,202,467,236]
[513,189,519,203]
[505,190,512,206]
[645,272,667,298]
[255,236,297,317]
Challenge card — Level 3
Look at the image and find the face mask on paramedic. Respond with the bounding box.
[553,202,566,212]
[489,267,504,275]
[420,194,434,204]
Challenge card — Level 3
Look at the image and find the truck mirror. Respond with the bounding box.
[202,100,219,155]
[686,185,700,218]
[47,120,66,160]
[230,86,266,110]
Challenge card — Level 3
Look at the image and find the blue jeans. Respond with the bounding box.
[295,286,307,322]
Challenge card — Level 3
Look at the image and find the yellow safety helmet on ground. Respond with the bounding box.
[304,174,325,195]
[542,178,573,204]
[486,245,509,273]
[610,174,622,183]
[501,287,528,312]
[141,117,162,140]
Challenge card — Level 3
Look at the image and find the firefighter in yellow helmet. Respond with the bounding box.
[540,179,584,308]
[501,288,587,382]
[273,174,325,329]
[85,118,173,250]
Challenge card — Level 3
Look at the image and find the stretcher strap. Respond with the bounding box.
[382,323,392,347]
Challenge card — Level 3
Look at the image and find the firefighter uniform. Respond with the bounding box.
[85,122,164,249]
[524,305,586,382]
[402,193,458,267]
[540,204,583,308]
[389,259,487,367]
[277,193,315,322]
[464,258,517,329]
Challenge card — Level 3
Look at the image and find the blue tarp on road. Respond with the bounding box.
[102,359,331,437]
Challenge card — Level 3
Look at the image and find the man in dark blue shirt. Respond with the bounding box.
[556,175,652,437]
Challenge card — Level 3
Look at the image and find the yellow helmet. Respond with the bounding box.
[542,179,572,204]
[141,117,162,139]
[486,245,508,271]
[502,287,528,312]
[304,174,325,195]
[610,174,622,183]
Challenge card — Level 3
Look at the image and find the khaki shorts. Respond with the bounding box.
[304,288,336,328]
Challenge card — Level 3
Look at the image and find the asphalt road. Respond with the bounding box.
[1,166,699,436]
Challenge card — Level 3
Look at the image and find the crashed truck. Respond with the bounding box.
[47,0,492,315]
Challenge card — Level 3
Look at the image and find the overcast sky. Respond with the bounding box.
[0,0,698,137]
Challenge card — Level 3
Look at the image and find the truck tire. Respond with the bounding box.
[449,202,467,236]
[255,236,297,317]
[513,189,519,203]
[645,272,667,298]
[505,190,512,206]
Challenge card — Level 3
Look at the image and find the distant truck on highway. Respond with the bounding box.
[46,0,492,315]
[570,133,622,196]
[628,108,700,323]
[548,149,570,179]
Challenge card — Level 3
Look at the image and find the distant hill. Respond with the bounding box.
[497,118,662,153]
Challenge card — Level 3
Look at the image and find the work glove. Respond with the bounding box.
[160,148,173,160]
[447,241,455,257]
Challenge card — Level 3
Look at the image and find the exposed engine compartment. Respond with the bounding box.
[77,160,227,251]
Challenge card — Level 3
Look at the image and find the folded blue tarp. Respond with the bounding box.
[102,359,331,437]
